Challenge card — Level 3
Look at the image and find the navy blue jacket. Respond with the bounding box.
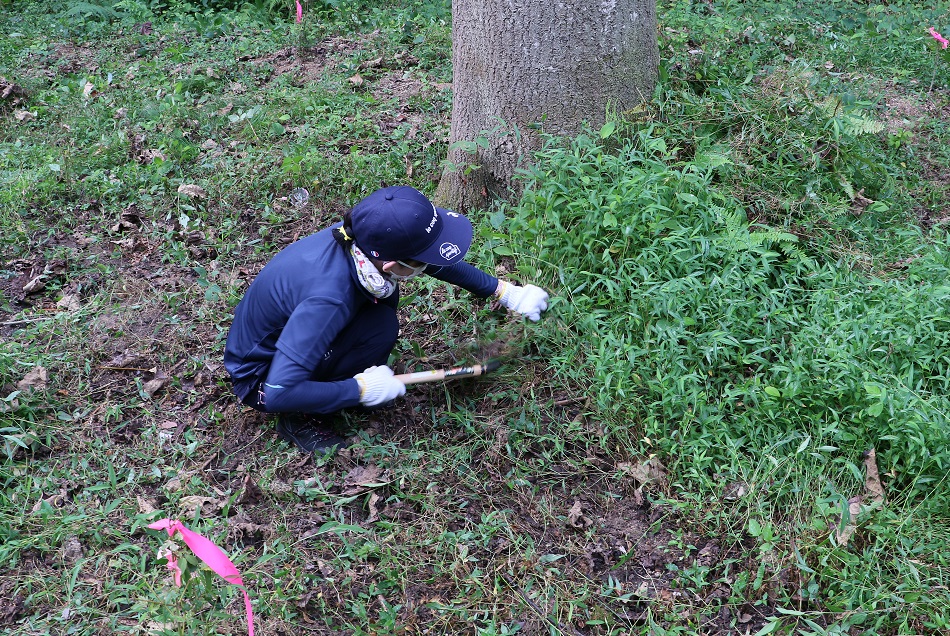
[224,225,498,413]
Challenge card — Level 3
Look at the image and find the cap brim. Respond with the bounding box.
[410,208,473,266]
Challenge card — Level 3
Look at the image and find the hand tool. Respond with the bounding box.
[394,359,501,386]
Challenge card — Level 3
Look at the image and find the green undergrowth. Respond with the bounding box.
[489,124,950,631]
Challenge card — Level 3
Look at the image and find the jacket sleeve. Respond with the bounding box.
[261,349,362,413]
[427,261,498,298]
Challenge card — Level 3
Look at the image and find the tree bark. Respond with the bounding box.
[436,0,658,211]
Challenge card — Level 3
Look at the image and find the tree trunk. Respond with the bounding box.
[436,0,658,211]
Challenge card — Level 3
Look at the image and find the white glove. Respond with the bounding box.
[354,365,406,407]
[498,282,549,322]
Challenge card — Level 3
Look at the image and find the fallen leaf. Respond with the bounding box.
[56,294,80,312]
[177,184,207,199]
[158,420,177,430]
[366,492,382,523]
[178,495,220,516]
[62,536,83,564]
[618,458,668,486]
[864,448,885,504]
[31,490,65,512]
[217,103,234,116]
[834,495,864,546]
[142,376,167,398]
[342,464,389,495]
[17,366,48,391]
[567,499,592,529]
[82,81,95,98]
[1,77,27,105]
[22,275,46,294]
[347,73,364,87]
[229,521,270,540]
[723,481,749,501]
[114,107,127,119]
[14,109,36,122]
[237,474,264,505]
[137,495,158,514]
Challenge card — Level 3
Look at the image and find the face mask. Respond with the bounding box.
[387,260,428,281]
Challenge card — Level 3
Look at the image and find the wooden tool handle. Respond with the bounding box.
[395,360,500,386]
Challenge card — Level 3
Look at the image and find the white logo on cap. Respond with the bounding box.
[425,203,439,234]
[440,242,461,261]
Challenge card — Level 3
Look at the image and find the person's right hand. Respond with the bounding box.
[354,365,406,406]
[498,282,550,322]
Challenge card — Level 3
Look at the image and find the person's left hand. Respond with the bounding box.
[498,282,549,321]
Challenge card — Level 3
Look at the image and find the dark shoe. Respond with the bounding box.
[276,414,347,453]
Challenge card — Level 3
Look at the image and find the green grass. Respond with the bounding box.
[2,0,949,634]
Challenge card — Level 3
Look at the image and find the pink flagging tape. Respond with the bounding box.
[296,0,303,23]
[149,519,254,636]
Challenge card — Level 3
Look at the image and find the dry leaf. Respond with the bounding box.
[142,376,167,398]
[723,481,749,501]
[229,521,270,540]
[618,458,668,486]
[864,448,885,504]
[366,492,382,523]
[1,77,27,104]
[342,464,389,495]
[22,275,46,294]
[237,474,264,505]
[17,366,48,391]
[14,109,36,122]
[567,499,592,529]
[56,294,80,312]
[31,490,65,512]
[137,495,158,514]
[62,536,83,564]
[178,495,220,516]
[82,81,95,98]
[347,73,364,87]
[177,184,207,199]
[834,495,864,546]
[114,107,128,119]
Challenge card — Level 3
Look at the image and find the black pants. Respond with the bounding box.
[242,302,398,411]
[312,302,399,381]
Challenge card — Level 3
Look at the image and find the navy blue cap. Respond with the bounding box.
[350,186,473,266]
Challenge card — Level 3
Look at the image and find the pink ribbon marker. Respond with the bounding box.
[929,27,949,49]
[149,519,255,636]
[295,0,303,23]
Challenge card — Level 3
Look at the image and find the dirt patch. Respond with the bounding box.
[246,35,371,84]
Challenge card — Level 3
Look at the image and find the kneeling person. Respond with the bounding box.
[224,186,550,452]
